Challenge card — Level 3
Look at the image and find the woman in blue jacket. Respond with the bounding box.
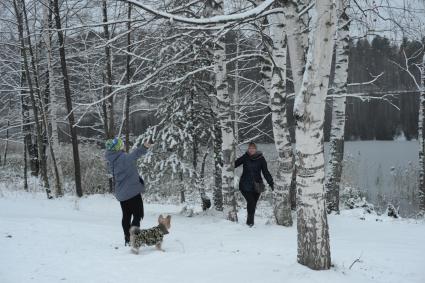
[235,142,274,226]
[105,137,150,245]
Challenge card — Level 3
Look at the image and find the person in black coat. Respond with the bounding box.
[235,142,274,226]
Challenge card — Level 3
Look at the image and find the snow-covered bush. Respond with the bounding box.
[0,153,26,189]
[386,203,400,218]
[340,186,375,213]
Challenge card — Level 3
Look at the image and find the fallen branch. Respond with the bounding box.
[349,253,363,269]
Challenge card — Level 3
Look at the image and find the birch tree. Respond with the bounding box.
[284,0,309,212]
[293,0,336,270]
[208,0,238,222]
[325,0,350,213]
[266,5,293,226]
[42,0,63,196]
[285,0,308,93]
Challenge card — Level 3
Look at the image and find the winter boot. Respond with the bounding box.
[247,213,254,227]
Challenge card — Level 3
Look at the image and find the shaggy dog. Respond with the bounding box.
[130,215,171,254]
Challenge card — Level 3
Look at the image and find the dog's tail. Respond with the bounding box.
[129,226,141,249]
[130,226,141,236]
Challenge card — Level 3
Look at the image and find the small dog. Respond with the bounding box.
[129,214,171,254]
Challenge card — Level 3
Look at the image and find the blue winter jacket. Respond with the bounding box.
[105,146,147,202]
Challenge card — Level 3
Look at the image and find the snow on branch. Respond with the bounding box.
[389,44,425,92]
[348,71,384,87]
[118,0,278,25]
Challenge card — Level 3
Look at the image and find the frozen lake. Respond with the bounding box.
[238,141,420,217]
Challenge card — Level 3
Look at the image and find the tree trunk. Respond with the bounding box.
[294,0,335,270]
[212,108,223,211]
[53,0,83,197]
[198,151,211,210]
[419,54,425,212]
[20,60,30,190]
[284,0,309,212]
[125,3,132,152]
[23,138,28,190]
[45,0,64,196]
[179,172,185,203]
[13,0,51,198]
[233,31,240,145]
[3,120,9,166]
[2,98,11,166]
[267,9,293,226]
[325,0,350,213]
[102,0,115,139]
[285,0,308,93]
[211,0,237,222]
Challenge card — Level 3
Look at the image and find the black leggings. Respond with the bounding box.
[241,190,260,225]
[120,194,144,239]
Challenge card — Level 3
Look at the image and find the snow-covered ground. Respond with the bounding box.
[1,191,424,283]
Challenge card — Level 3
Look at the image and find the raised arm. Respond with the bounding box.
[261,157,274,188]
[128,145,148,161]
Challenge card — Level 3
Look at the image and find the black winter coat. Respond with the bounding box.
[235,151,274,192]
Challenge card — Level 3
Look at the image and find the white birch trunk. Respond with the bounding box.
[260,18,272,93]
[285,0,308,94]
[294,0,336,270]
[43,0,63,196]
[419,54,425,212]
[267,11,293,226]
[284,0,309,212]
[211,0,237,222]
[233,31,240,145]
[325,0,350,213]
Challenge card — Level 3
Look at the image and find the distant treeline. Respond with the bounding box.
[329,36,423,141]
[58,36,423,143]
[280,36,421,142]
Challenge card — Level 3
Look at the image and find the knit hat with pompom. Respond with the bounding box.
[105,137,124,151]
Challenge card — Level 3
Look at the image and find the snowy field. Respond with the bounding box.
[1,191,424,283]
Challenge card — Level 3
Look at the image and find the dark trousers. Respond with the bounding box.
[120,194,144,240]
[241,190,260,225]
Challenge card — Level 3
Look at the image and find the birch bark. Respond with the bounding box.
[209,0,237,221]
[325,0,350,213]
[267,8,293,226]
[419,54,425,212]
[294,0,336,270]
